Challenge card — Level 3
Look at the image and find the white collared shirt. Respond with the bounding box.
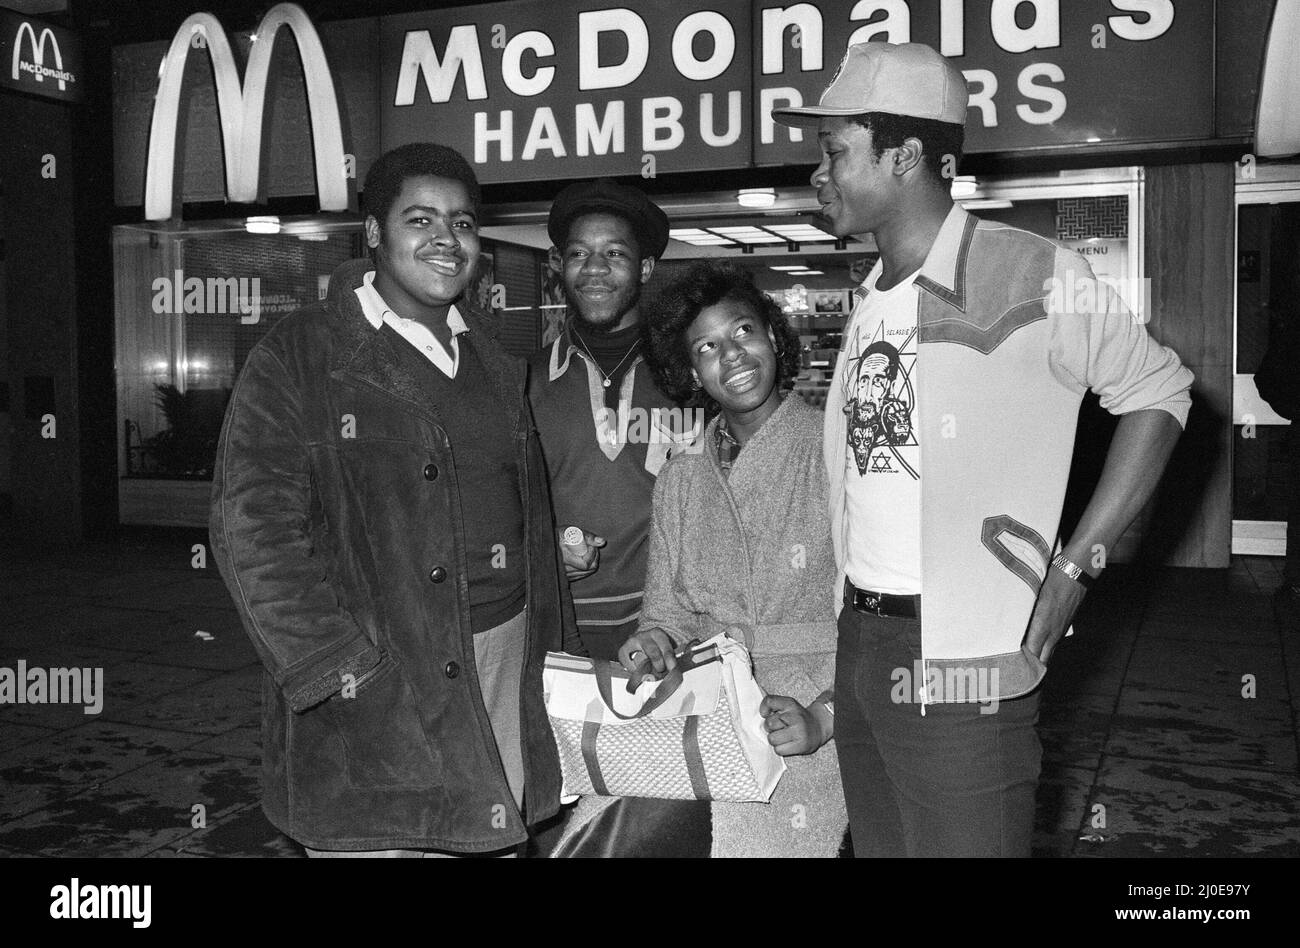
[354,269,469,379]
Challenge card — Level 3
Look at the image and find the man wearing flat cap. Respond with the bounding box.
[528,179,710,857]
[773,42,1193,857]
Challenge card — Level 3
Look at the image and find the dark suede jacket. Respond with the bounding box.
[210,258,567,852]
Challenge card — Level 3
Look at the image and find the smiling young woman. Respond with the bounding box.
[622,262,847,858]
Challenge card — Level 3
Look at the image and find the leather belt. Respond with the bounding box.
[844,579,920,618]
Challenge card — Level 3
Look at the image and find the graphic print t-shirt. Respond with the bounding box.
[841,264,921,595]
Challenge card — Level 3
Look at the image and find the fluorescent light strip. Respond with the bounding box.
[766,224,835,238]
[707,227,784,244]
[770,234,836,243]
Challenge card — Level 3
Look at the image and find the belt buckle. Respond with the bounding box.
[860,590,882,614]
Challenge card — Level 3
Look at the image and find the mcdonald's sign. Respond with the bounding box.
[143,2,348,221]
[0,9,82,103]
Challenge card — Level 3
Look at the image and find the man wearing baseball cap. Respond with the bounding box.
[528,179,710,857]
[774,42,1193,857]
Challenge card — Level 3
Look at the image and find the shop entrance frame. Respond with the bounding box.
[1233,163,1299,556]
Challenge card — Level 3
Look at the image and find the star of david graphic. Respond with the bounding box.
[869,452,894,473]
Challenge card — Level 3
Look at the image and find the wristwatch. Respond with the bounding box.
[1051,553,1095,589]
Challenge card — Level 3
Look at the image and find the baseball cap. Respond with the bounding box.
[548,179,671,259]
[772,42,968,128]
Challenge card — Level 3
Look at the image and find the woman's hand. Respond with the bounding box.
[760,694,831,756]
[617,629,678,678]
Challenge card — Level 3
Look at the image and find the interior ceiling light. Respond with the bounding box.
[791,269,824,276]
[672,223,842,248]
[949,176,978,199]
[710,226,784,243]
[669,228,733,247]
[765,224,836,242]
[670,230,733,241]
[770,265,807,271]
[961,199,1014,210]
[245,215,281,235]
[737,187,777,208]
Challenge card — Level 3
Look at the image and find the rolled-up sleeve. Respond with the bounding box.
[1047,253,1194,428]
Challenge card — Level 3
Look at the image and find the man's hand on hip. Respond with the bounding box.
[1022,565,1088,665]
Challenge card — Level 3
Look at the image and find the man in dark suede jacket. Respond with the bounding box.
[210,143,573,856]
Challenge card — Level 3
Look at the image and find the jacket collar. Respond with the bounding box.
[323,259,520,436]
[547,321,644,381]
[325,260,502,356]
[548,324,580,380]
[912,203,979,314]
[354,268,471,338]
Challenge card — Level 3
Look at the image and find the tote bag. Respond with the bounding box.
[543,634,785,803]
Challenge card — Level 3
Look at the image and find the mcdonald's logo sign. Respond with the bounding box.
[143,2,348,221]
[0,9,82,103]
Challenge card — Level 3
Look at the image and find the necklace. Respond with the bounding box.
[574,332,640,388]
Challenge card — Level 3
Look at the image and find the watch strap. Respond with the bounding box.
[1051,553,1095,589]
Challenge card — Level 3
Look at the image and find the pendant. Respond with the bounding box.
[603,379,611,388]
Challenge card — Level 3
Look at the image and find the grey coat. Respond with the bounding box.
[640,394,846,856]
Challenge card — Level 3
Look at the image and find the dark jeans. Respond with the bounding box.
[835,607,1042,857]
[532,797,711,858]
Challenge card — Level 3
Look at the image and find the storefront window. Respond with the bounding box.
[113,222,362,481]
[112,219,548,525]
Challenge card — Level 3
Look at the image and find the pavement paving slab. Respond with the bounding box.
[1076,756,1300,857]
[0,720,210,825]
[1123,637,1289,701]
[148,804,303,858]
[102,675,260,736]
[0,749,258,857]
[0,662,216,730]
[1105,688,1296,772]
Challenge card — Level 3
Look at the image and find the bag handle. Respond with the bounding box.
[593,640,719,721]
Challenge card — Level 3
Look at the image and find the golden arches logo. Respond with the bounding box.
[12,20,70,90]
[143,2,347,221]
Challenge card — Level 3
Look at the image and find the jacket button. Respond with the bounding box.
[444,661,460,679]
[429,566,447,583]
[423,463,439,481]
